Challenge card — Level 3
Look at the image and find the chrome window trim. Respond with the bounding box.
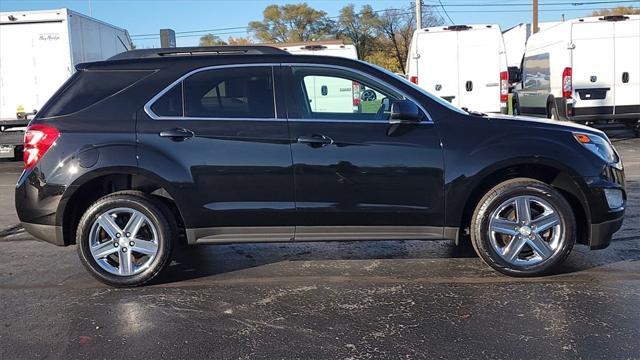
[144,63,280,121]
[144,62,434,123]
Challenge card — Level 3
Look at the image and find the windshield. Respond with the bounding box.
[363,61,467,115]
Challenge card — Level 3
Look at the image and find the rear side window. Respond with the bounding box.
[39,70,152,118]
[151,84,183,117]
[183,66,274,119]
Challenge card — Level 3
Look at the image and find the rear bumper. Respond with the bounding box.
[556,99,640,123]
[21,222,65,246]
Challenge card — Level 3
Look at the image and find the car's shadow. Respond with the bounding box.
[152,239,480,285]
[151,233,640,285]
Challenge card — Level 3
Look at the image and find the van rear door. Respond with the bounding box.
[415,30,459,106]
[571,21,615,116]
[613,17,640,117]
[457,27,503,113]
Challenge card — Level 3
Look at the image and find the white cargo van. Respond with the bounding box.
[406,24,509,114]
[0,8,133,157]
[273,40,368,113]
[513,15,640,130]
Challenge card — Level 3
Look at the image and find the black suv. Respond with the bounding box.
[15,46,626,286]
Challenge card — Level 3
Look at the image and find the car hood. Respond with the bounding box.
[487,114,606,136]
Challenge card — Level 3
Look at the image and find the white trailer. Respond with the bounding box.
[406,24,509,114]
[0,8,132,157]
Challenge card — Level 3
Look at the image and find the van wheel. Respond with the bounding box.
[547,103,559,120]
[470,178,575,277]
[76,192,175,287]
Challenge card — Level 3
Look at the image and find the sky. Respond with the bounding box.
[1,0,639,48]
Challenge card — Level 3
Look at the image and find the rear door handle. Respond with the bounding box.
[159,128,194,141]
[297,134,333,147]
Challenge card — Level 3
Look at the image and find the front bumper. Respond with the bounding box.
[21,222,65,246]
[589,216,624,250]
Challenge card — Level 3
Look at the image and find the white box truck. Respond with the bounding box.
[405,24,509,114]
[0,8,132,158]
[513,15,639,135]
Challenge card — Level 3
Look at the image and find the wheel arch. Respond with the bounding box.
[455,159,592,247]
[58,167,187,245]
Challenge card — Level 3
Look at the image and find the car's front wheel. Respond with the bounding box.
[470,178,575,276]
[76,191,175,287]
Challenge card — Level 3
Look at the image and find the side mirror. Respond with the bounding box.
[508,66,522,84]
[389,99,423,124]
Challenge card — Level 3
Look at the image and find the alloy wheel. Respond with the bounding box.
[88,207,159,276]
[487,195,562,266]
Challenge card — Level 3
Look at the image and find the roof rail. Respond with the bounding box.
[108,46,289,60]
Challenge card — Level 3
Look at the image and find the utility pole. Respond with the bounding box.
[533,0,539,33]
[416,0,422,30]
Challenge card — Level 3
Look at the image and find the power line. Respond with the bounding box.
[438,0,455,24]
[130,2,637,40]
[421,0,638,6]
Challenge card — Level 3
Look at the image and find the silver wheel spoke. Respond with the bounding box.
[118,249,134,275]
[528,234,553,259]
[502,236,528,262]
[124,211,145,238]
[97,215,122,240]
[131,239,157,256]
[490,218,519,236]
[532,213,560,233]
[91,241,118,259]
[515,197,531,223]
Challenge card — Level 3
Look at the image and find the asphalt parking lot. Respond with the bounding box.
[0,137,638,359]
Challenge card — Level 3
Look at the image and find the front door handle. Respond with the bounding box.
[159,128,194,141]
[297,134,334,147]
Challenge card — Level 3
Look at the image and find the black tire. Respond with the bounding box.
[76,191,176,287]
[547,102,559,120]
[470,178,575,277]
[512,101,520,116]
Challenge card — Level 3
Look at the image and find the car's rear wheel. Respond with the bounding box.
[470,178,575,276]
[76,192,175,287]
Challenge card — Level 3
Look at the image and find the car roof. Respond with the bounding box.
[76,46,368,71]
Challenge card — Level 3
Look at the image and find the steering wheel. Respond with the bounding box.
[361,89,377,102]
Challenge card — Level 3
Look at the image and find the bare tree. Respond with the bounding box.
[591,6,640,16]
[336,5,380,59]
[376,4,443,74]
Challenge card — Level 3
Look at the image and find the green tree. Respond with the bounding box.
[591,6,640,16]
[199,34,227,46]
[336,4,380,59]
[249,3,333,43]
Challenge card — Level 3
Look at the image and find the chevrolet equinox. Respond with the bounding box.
[15,46,626,286]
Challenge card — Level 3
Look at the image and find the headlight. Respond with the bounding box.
[573,132,618,163]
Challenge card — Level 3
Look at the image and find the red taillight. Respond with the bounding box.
[23,124,59,170]
[500,71,509,103]
[562,67,572,99]
[409,76,418,84]
[352,81,361,109]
